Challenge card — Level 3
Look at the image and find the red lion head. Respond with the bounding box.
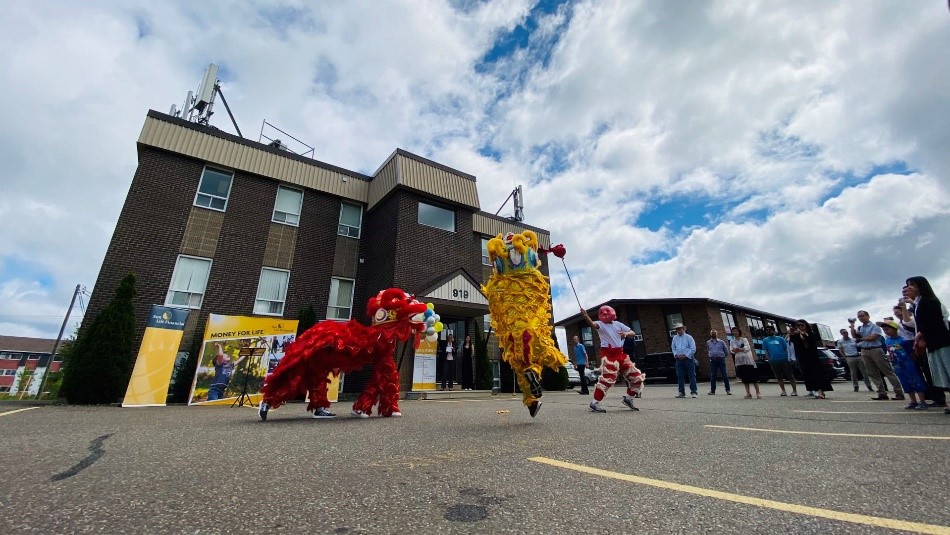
[366,288,428,328]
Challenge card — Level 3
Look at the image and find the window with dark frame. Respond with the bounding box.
[338,202,362,238]
[418,202,455,232]
[194,166,233,211]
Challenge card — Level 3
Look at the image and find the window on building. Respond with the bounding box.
[666,312,684,338]
[746,315,766,358]
[481,238,491,265]
[418,202,455,232]
[166,255,212,309]
[27,354,40,360]
[581,325,593,346]
[628,319,644,341]
[0,386,9,392]
[272,186,303,226]
[327,277,355,320]
[0,352,12,360]
[2,370,15,376]
[254,268,290,316]
[194,166,233,211]
[720,308,737,340]
[338,202,362,238]
[483,314,492,332]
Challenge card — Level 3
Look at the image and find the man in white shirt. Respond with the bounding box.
[580,306,644,412]
[671,323,697,398]
[836,328,872,392]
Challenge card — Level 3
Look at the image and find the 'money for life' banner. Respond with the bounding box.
[122,306,190,407]
[189,314,298,406]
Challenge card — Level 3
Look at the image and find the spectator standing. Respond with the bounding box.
[706,330,731,395]
[671,323,697,398]
[440,334,456,391]
[878,320,929,410]
[730,327,761,399]
[836,328,873,392]
[850,311,905,400]
[905,276,950,415]
[572,335,589,395]
[763,326,797,396]
[791,320,832,399]
[459,335,474,390]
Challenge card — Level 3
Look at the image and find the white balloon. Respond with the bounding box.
[426,334,437,342]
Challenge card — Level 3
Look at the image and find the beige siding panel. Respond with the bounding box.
[368,156,400,209]
[472,213,550,248]
[398,155,479,209]
[139,116,368,202]
[423,274,488,305]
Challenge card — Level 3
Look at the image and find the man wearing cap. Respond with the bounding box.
[849,310,905,400]
[671,323,697,398]
[836,328,872,392]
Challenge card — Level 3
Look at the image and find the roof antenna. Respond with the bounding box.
[170,63,244,138]
[494,185,525,222]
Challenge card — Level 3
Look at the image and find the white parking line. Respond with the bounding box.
[706,425,950,440]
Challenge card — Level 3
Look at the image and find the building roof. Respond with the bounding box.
[0,336,62,354]
[554,297,798,326]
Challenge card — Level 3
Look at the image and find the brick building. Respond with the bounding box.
[0,336,64,395]
[82,110,552,395]
[556,298,796,380]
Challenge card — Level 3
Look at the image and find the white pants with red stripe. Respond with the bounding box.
[593,347,645,402]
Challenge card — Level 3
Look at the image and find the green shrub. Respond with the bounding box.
[473,327,493,390]
[60,273,137,404]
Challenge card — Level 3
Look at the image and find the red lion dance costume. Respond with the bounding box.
[481,230,567,417]
[258,288,431,420]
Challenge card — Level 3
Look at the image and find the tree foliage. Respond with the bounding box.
[297,304,317,335]
[60,273,137,404]
[473,325,493,390]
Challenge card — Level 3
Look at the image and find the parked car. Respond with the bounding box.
[637,352,677,382]
[757,348,845,383]
[564,364,582,387]
[585,366,601,385]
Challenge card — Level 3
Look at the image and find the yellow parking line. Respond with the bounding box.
[0,407,40,417]
[706,425,950,440]
[529,456,950,534]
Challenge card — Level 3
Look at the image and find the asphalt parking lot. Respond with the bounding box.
[2,382,948,534]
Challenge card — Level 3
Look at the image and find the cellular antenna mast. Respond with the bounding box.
[494,185,525,222]
[169,63,244,138]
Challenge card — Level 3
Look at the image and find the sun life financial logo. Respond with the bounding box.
[152,310,186,328]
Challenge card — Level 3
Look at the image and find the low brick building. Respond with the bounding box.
[82,111,552,395]
[556,298,796,380]
[0,336,65,395]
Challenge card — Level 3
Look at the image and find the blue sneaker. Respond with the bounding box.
[589,400,606,413]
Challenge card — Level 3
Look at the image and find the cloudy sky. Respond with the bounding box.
[2,0,948,344]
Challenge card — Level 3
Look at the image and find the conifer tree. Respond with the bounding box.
[60,273,137,404]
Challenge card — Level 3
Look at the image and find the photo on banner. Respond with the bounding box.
[188,314,298,405]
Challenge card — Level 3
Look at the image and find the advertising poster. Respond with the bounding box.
[188,314,298,405]
[411,338,438,390]
[122,305,190,407]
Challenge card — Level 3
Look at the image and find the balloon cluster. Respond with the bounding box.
[423,303,442,342]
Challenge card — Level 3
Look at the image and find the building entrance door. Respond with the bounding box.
[435,318,467,389]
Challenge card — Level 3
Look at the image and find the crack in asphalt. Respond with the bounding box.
[50,433,114,482]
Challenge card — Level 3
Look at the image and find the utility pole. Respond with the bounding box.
[36,284,80,399]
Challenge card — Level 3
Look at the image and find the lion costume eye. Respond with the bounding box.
[374,309,388,323]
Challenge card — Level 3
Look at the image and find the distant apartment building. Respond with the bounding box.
[0,336,64,395]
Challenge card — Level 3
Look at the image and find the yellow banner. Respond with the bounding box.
[412,338,438,391]
[122,306,190,407]
[189,314,298,405]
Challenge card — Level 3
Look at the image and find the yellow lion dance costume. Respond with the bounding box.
[481,230,566,417]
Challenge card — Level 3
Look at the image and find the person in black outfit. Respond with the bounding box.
[459,335,475,390]
[906,276,950,414]
[790,319,832,399]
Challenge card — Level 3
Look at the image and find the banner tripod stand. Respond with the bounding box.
[232,346,266,408]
